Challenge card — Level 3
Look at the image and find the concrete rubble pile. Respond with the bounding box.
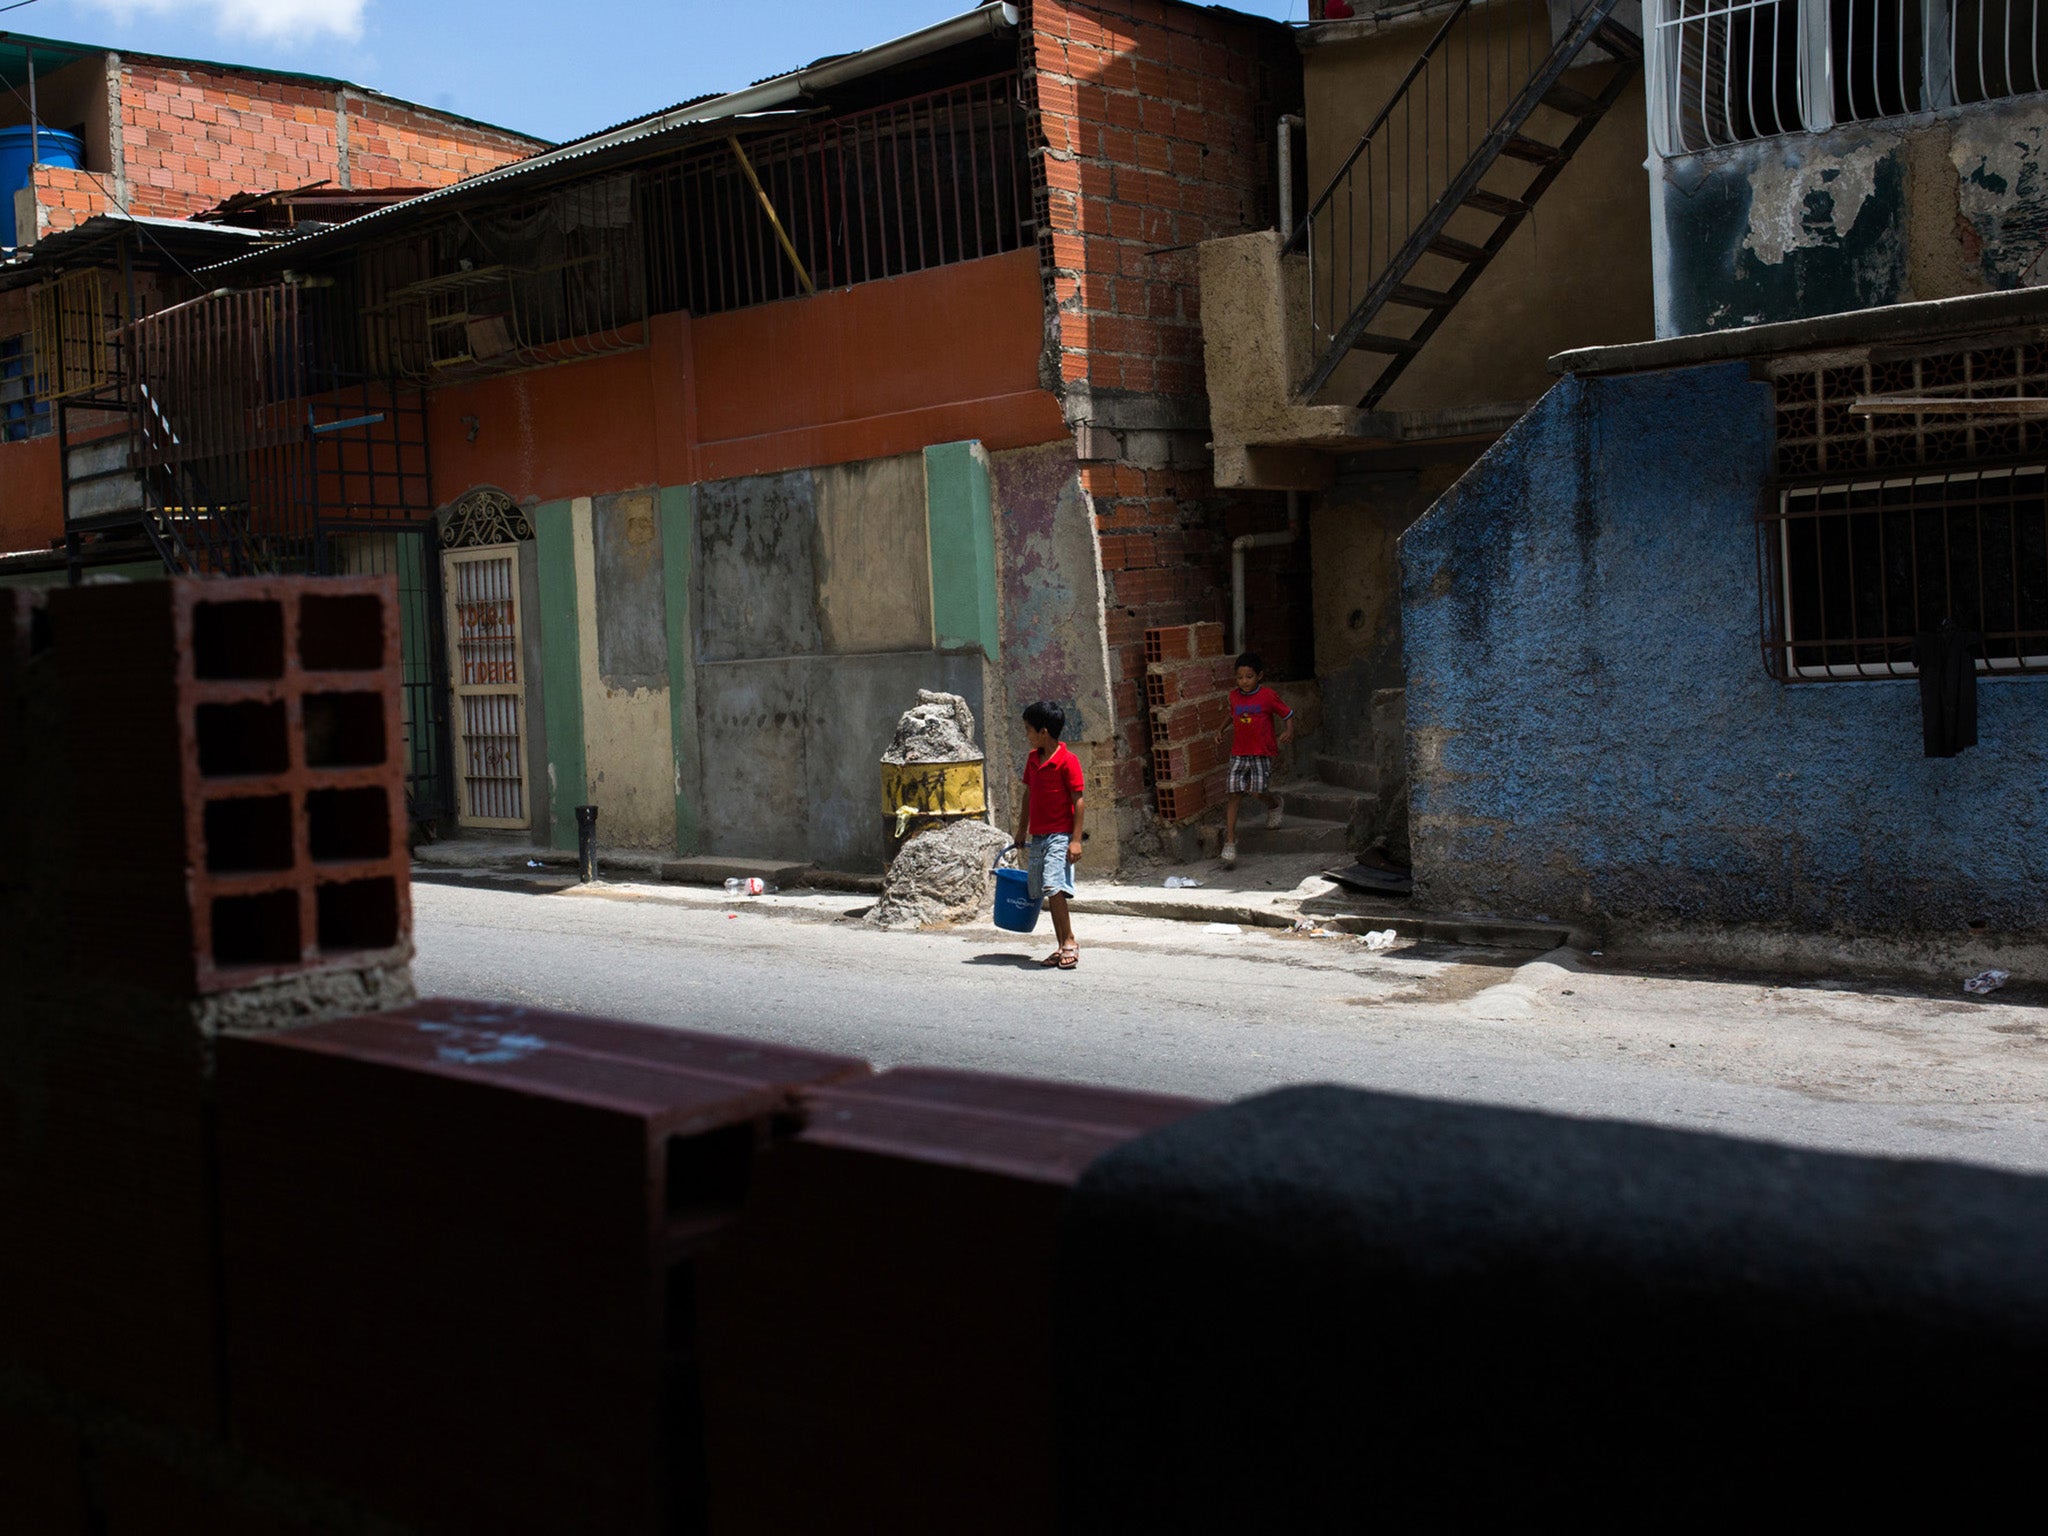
[870,690,1005,929]
[880,689,981,764]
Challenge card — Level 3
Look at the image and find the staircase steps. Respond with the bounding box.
[1387,284,1456,310]
[1291,0,1641,409]
[1459,189,1530,219]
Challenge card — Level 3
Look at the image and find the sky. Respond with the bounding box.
[4,0,1311,143]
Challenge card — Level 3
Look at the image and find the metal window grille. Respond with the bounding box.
[1830,0,1927,120]
[0,335,50,442]
[1651,0,1807,152]
[358,172,648,385]
[1760,463,2048,677]
[643,71,1034,318]
[1652,0,2048,151]
[29,268,127,403]
[1774,342,2048,475]
[1950,0,2048,102]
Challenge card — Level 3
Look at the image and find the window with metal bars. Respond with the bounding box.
[643,71,1034,319]
[1652,0,1807,151]
[1761,464,2048,677]
[1651,0,2048,152]
[0,335,51,442]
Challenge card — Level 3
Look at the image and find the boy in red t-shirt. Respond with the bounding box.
[1012,700,1085,969]
[1219,652,1293,866]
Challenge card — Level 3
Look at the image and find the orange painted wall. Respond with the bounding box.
[428,248,1067,505]
[0,437,63,554]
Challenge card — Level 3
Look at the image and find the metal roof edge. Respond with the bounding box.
[196,2,1024,277]
[1550,287,2048,376]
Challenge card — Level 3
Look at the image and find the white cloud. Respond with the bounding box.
[79,0,370,45]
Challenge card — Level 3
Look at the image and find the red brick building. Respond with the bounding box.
[6,3,1318,865]
[2,34,543,243]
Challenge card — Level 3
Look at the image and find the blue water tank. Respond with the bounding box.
[1,126,86,252]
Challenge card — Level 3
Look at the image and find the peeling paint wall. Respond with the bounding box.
[1657,97,2048,336]
[987,439,1119,859]
[574,494,676,851]
[1401,364,2048,952]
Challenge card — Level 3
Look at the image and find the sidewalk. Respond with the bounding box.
[412,837,1566,952]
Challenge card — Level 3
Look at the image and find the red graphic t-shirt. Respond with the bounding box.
[1022,742,1085,835]
[1229,686,1293,758]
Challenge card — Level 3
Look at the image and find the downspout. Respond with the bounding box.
[1276,114,1303,233]
[1232,491,1301,656]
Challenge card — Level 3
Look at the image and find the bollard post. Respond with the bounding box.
[574,804,598,884]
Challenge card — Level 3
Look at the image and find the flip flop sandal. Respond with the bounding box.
[1057,943,1079,970]
[1039,948,1066,967]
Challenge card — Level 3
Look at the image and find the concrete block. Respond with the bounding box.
[40,576,412,1000]
[1143,656,1232,709]
[1143,621,1226,664]
[696,1067,1205,1536]
[216,999,868,1536]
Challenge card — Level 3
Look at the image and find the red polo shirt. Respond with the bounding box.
[1022,742,1084,835]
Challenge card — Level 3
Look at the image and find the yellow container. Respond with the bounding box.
[879,757,987,818]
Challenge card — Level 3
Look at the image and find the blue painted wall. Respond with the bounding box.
[1401,363,2048,938]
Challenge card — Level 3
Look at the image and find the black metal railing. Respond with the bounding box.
[1287,0,1634,406]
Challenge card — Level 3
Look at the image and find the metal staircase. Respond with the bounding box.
[1288,0,1641,408]
[60,392,275,577]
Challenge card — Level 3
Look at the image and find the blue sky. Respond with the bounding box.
[7,0,1309,143]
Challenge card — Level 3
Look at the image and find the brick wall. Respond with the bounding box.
[114,60,542,220]
[1026,0,1310,812]
[27,164,114,239]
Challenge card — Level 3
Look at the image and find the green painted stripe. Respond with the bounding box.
[924,440,1000,659]
[660,484,701,856]
[534,500,587,852]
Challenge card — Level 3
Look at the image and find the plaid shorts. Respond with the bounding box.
[1228,755,1273,795]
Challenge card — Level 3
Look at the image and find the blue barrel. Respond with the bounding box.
[0,126,85,251]
[992,866,1042,933]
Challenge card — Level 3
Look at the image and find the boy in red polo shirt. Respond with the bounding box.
[1013,700,1085,969]
[1220,651,1293,866]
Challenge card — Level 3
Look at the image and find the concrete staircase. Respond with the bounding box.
[1187,757,1377,860]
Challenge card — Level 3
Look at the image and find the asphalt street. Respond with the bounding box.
[411,877,2048,1172]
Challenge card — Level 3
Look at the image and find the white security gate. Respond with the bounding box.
[443,547,528,828]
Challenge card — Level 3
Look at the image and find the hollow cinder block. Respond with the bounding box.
[215,1001,870,1536]
[695,1068,1207,1536]
[39,575,411,999]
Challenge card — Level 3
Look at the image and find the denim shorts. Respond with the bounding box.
[1028,832,1076,900]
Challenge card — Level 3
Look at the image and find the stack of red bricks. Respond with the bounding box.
[1146,620,1233,822]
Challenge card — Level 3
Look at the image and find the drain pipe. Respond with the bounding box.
[1277,114,1304,234]
[1232,491,1301,656]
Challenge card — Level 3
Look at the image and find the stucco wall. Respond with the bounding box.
[574,493,676,850]
[1402,363,2048,965]
[1656,96,2048,336]
[689,447,1011,871]
[1312,458,1469,762]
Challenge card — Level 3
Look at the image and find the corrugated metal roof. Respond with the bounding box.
[197,2,1026,277]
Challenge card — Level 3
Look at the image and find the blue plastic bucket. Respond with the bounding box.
[0,126,84,250]
[992,866,1042,933]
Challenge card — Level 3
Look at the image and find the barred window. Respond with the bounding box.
[1950,0,2048,102]
[1651,0,2048,152]
[1763,465,2048,677]
[0,335,51,443]
[1830,0,1926,122]
[1653,0,1806,151]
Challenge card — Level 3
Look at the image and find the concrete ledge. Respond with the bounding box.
[1552,286,2048,377]
[661,856,813,887]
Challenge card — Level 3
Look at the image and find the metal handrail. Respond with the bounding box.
[1288,0,1632,405]
[1285,0,1477,256]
